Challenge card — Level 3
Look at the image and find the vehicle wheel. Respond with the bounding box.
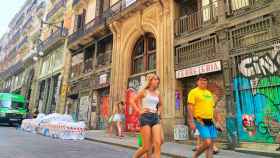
[8,122,13,127]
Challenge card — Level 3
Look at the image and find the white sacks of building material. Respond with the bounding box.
[21,113,86,140]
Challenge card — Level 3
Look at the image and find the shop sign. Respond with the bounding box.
[126,0,136,7]
[99,74,107,85]
[176,61,222,79]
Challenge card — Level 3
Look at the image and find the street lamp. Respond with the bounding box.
[38,51,44,56]
[31,18,65,61]
[33,56,38,61]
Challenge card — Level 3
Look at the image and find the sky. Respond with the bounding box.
[0,1,26,37]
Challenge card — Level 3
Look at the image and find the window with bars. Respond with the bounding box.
[228,0,273,15]
[132,33,156,74]
[231,0,249,10]
[230,16,273,49]
[175,35,217,69]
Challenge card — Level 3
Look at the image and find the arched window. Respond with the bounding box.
[132,33,156,74]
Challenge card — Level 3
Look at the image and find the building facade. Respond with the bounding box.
[67,0,112,128]
[0,0,279,150]
[0,0,46,110]
[30,0,69,115]
[174,0,280,147]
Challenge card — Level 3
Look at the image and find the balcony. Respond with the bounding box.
[84,58,93,74]
[16,36,28,51]
[104,0,153,21]
[36,1,46,12]
[46,0,66,20]
[227,0,273,16]
[68,27,84,44]
[175,35,218,70]
[68,16,106,49]
[96,52,111,67]
[9,29,21,44]
[175,2,218,37]
[229,16,273,50]
[21,16,33,32]
[42,28,68,51]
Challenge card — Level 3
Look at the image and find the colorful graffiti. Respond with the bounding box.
[233,48,280,143]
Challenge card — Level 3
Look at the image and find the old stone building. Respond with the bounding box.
[0,0,46,111]
[108,0,176,138]
[66,0,113,128]
[0,0,279,150]
[29,0,69,115]
[174,0,280,148]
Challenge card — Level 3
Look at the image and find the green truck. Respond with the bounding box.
[0,93,28,125]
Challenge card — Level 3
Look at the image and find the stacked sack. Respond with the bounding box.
[21,113,46,133]
[21,113,86,140]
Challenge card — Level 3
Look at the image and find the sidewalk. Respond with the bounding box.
[85,130,272,158]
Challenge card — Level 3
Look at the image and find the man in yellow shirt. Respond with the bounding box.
[188,75,219,158]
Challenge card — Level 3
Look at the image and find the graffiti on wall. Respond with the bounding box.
[233,42,280,143]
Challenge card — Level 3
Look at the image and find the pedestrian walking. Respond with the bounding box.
[187,75,222,158]
[112,101,125,138]
[131,73,163,158]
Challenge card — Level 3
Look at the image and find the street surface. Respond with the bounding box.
[0,126,172,158]
[0,126,273,158]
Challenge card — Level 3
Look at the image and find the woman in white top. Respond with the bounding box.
[131,73,163,158]
[112,101,125,137]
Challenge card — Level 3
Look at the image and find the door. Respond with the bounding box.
[97,88,110,130]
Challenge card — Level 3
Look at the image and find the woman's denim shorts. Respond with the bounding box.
[139,113,160,127]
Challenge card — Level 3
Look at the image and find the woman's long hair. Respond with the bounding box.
[139,73,160,94]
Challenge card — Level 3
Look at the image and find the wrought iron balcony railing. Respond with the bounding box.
[68,16,104,44]
[103,0,140,18]
[230,16,273,49]
[228,0,273,16]
[21,16,33,32]
[17,36,28,50]
[68,27,84,44]
[83,58,93,73]
[46,0,66,20]
[42,28,68,51]
[175,1,218,37]
[175,36,218,69]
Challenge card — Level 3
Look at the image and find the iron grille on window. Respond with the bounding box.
[228,0,273,16]
[230,16,273,49]
[175,35,217,69]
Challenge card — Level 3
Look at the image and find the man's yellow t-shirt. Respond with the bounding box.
[187,87,215,119]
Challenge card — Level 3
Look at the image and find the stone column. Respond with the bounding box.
[58,39,71,114]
